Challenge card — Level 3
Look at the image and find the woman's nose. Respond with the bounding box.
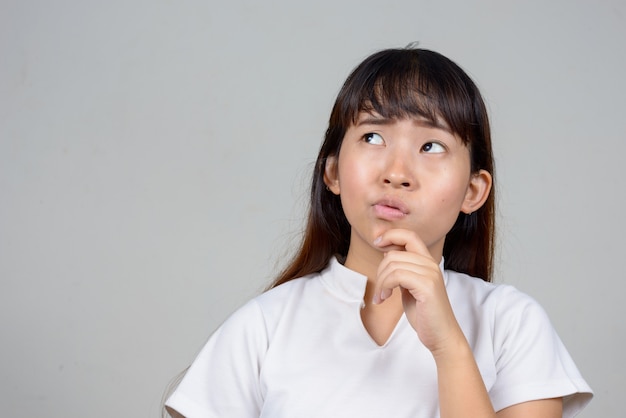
[382,152,414,189]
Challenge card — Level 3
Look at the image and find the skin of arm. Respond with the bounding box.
[373,229,563,418]
[433,337,562,417]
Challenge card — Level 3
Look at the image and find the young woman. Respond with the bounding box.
[166,47,592,418]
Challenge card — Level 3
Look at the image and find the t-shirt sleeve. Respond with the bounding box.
[165,299,268,418]
[489,286,593,417]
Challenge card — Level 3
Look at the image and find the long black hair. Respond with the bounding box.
[270,46,495,288]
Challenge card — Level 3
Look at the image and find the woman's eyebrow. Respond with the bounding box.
[356,114,453,133]
[355,114,394,126]
[413,117,453,133]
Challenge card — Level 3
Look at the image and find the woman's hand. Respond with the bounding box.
[373,228,496,417]
[372,228,464,357]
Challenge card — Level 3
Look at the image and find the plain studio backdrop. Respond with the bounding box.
[1,0,623,417]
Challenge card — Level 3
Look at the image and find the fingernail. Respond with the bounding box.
[373,236,382,245]
[373,290,386,305]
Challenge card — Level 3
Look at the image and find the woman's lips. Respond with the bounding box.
[372,197,409,220]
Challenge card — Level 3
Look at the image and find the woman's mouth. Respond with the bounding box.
[372,198,409,220]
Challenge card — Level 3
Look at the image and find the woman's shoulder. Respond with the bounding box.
[445,269,547,319]
[237,270,324,325]
[208,274,320,349]
[256,257,358,309]
[256,270,323,305]
[445,270,594,414]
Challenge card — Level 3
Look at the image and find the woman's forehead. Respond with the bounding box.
[353,111,452,133]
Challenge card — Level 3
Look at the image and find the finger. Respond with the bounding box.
[373,252,443,305]
[373,228,430,256]
[373,260,432,304]
[378,257,436,283]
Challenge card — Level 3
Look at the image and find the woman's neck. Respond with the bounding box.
[343,245,383,282]
[342,235,408,345]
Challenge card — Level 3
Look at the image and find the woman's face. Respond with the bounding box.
[324,112,491,264]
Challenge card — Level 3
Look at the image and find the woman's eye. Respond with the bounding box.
[422,142,445,153]
[363,132,384,145]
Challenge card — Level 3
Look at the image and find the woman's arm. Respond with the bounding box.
[373,229,567,418]
[374,229,497,417]
[433,337,562,418]
[496,398,563,418]
[433,335,496,418]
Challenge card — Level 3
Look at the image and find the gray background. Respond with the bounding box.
[1,0,623,417]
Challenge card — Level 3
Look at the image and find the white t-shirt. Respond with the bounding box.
[167,257,592,418]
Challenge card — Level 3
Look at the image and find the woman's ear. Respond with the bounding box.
[461,169,492,214]
[323,156,341,195]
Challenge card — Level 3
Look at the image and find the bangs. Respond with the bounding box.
[338,49,481,145]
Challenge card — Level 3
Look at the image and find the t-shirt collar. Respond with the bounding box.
[319,255,448,304]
